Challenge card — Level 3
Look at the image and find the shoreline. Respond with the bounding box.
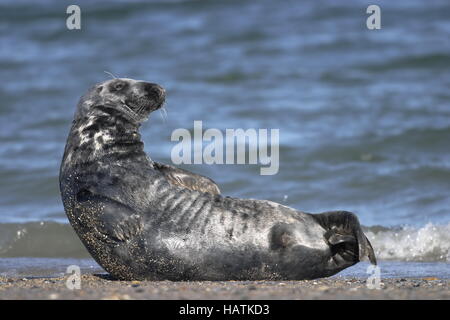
[0,274,448,300]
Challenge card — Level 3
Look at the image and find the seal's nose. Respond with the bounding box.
[140,82,165,99]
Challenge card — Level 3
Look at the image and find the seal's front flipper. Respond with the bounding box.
[153,162,221,195]
[74,189,143,243]
[311,211,377,268]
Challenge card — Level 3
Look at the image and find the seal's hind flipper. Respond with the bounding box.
[154,162,221,195]
[311,211,377,266]
[363,235,377,265]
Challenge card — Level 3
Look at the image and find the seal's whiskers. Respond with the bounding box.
[104,71,118,79]
[159,106,168,123]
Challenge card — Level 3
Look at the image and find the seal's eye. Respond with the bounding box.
[110,81,127,92]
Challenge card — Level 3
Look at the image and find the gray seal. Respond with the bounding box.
[59,78,376,280]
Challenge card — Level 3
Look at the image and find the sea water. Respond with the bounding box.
[0,0,449,278]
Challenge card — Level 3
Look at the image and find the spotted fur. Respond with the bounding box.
[60,78,376,280]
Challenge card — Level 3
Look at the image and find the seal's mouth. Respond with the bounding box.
[123,91,165,121]
[125,96,164,114]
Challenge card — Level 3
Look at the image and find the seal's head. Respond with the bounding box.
[75,78,165,123]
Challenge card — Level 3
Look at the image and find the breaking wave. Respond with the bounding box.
[365,223,450,262]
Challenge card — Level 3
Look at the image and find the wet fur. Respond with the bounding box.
[60,79,376,280]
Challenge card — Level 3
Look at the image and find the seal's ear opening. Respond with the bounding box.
[311,211,377,267]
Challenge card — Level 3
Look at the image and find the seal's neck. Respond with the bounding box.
[61,104,149,171]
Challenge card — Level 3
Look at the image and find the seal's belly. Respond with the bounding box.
[145,194,330,278]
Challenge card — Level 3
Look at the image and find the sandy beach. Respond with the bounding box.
[1,1,450,310]
[0,274,448,300]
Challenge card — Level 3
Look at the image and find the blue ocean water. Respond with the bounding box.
[0,0,449,277]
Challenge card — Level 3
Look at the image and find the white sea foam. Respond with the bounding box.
[365,223,450,262]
